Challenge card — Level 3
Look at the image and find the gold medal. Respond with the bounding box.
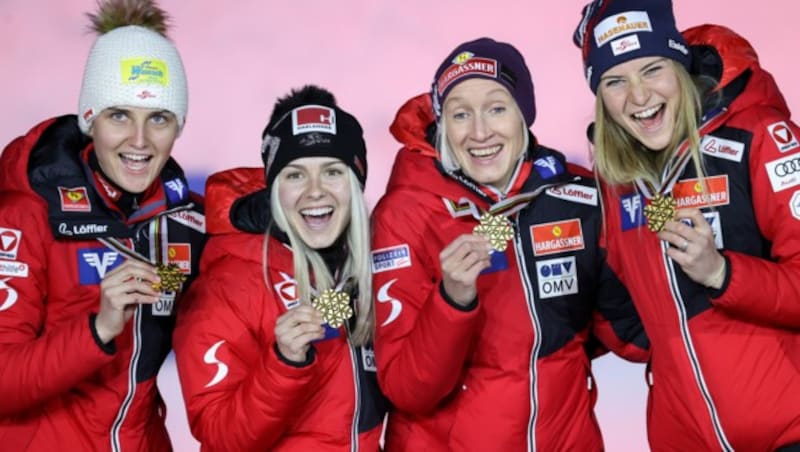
[473,212,514,252]
[152,263,187,292]
[643,194,677,232]
[312,288,354,328]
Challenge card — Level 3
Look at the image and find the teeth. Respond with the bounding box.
[633,105,661,119]
[469,145,502,157]
[301,207,333,217]
[121,153,151,162]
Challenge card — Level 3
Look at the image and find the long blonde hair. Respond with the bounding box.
[266,169,374,345]
[593,60,706,187]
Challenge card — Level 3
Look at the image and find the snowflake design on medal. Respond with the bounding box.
[473,212,514,252]
[643,194,677,232]
[152,263,187,292]
[312,288,354,328]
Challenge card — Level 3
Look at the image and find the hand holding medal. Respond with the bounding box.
[643,194,677,232]
[151,263,187,292]
[473,212,514,252]
[311,288,354,329]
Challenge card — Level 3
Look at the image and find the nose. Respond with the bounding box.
[305,173,325,199]
[470,115,491,141]
[130,122,148,149]
[629,80,650,105]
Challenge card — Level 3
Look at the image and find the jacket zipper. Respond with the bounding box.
[661,241,733,451]
[513,218,541,452]
[345,327,361,452]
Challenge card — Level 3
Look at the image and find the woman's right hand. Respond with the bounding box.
[274,305,325,363]
[96,259,160,344]
[440,234,493,306]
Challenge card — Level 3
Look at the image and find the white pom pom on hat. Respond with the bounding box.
[77,25,188,134]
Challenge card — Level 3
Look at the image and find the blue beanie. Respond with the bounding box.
[431,37,536,127]
[573,0,691,93]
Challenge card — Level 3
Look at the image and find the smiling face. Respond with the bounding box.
[598,57,681,152]
[276,156,352,249]
[89,106,179,193]
[442,78,526,189]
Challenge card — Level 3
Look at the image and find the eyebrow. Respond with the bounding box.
[444,88,510,106]
[600,58,669,82]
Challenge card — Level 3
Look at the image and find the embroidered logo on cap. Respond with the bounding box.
[611,34,641,56]
[436,56,498,95]
[58,187,91,212]
[594,11,653,47]
[292,106,337,135]
[531,219,584,256]
[121,58,169,85]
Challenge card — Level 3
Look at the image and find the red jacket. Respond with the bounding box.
[371,95,647,451]
[602,25,800,451]
[173,168,386,452]
[0,116,206,451]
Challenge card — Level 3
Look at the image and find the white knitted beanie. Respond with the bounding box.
[77,25,188,134]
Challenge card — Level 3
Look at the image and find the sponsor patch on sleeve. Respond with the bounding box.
[791,190,800,220]
[700,134,744,162]
[620,193,646,231]
[765,152,800,192]
[531,219,584,256]
[371,244,411,274]
[768,121,800,153]
[58,186,91,212]
[164,179,188,204]
[168,210,206,233]
[672,175,730,208]
[167,243,192,274]
[0,228,22,260]
[545,184,598,206]
[78,248,124,284]
[536,256,578,299]
[0,261,28,278]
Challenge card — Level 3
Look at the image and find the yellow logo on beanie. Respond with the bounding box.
[120,58,169,86]
[452,51,475,65]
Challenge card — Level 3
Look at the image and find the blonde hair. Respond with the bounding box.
[593,60,705,187]
[266,169,374,345]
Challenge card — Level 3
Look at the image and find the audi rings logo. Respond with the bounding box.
[773,156,800,177]
[767,153,800,192]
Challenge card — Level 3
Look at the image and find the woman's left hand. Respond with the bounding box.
[657,208,726,289]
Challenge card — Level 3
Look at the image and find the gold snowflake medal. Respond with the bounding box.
[312,288,354,329]
[151,263,187,292]
[473,212,514,252]
[643,194,677,232]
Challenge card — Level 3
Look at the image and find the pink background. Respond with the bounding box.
[2,1,798,450]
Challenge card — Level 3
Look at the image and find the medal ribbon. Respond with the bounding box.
[634,107,729,200]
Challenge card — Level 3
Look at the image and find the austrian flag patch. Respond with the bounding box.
[531,219,585,256]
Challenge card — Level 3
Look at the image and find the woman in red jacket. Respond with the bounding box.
[371,37,647,451]
[173,85,387,451]
[0,1,205,450]
[574,0,800,449]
